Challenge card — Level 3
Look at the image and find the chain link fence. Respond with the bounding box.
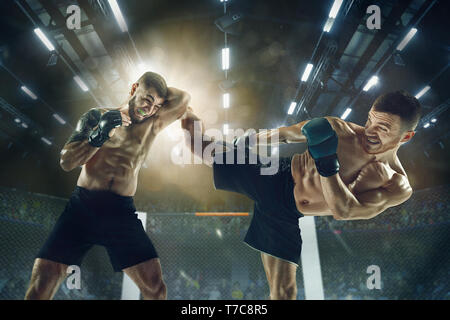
[0,185,448,300]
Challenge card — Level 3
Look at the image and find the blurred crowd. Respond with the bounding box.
[0,185,448,300]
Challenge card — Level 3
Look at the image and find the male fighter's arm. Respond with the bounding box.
[181,107,217,162]
[320,167,412,220]
[301,117,412,220]
[153,87,190,133]
[238,121,308,147]
[59,108,130,172]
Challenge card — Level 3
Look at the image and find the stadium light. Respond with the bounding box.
[329,0,343,18]
[323,0,343,32]
[53,113,66,125]
[41,137,52,146]
[363,76,379,92]
[431,118,437,123]
[341,108,352,120]
[301,63,314,82]
[33,28,55,51]
[223,123,229,135]
[108,0,128,32]
[222,48,230,70]
[396,28,417,51]
[21,122,28,128]
[423,122,430,128]
[21,86,38,100]
[73,76,89,92]
[223,93,230,109]
[415,85,430,99]
[287,102,297,115]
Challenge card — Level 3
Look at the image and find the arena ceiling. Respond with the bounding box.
[0,0,449,196]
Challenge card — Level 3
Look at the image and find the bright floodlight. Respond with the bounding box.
[33,28,55,51]
[73,76,89,92]
[287,102,297,115]
[415,85,430,99]
[21,86,38,100]
[53,113,66,125]
[423,123,430,128]
[329,0,343,18]
[223,123,229,135]
[363,76,379,92]
[223,93,230,109]
[41,137,52,146]
[396,28,417,51]
[341,108,352,120]
[108,0,128,32]
[21,122,28,128]
[431,118,437,123]
[222,48,230,70]
[301,63,314,82]
[323,17,334,32]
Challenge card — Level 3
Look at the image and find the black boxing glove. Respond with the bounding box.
[88,110,122,147]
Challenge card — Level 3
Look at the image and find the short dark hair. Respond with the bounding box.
[138,72,168,98]
[372,90,422,131]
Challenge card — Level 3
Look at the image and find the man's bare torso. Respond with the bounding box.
[77,108,159,196]
[291,117,407,215]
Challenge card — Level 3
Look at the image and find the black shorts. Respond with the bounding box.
[213,146,304,265]
[37,186,157,272]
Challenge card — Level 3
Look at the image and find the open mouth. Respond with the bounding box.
[366,136,380,145]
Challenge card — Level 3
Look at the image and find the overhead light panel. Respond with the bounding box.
[222,48,230,70]
[223,93,230,109]
[34,28,55,51]
[323,0,343,32]
[301,63,313,82]
[21,86,38,100]
[414,85,430,99]
[41,137,52,146]
[329,0,344,18]
[108,0,128,32]
[287,102,297,115]
[223,123,229,135]
[341,108,352,120]
[73,76,89,92]
[396,28,417,51]
[363,76,379,92]
[53,113,66,125]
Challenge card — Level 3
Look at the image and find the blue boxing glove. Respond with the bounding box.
[301,118,340,177]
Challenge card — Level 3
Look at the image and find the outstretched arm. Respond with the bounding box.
[252,121,309,146]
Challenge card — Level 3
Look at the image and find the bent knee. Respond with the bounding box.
[141,278,167,300]
[271,283,297,300]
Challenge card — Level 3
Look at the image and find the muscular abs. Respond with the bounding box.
[75,109,157,196]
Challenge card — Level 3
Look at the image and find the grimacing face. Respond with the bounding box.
[129,83,165,123]
[362,108,414,154]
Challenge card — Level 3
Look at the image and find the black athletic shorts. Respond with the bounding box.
[37,186,157,272]
[213,146,304,265]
